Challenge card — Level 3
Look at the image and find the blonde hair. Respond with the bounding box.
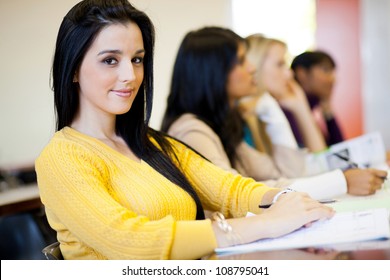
[246,34,287,90]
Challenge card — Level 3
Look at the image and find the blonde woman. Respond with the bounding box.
[243,34,326,153]
[239,33,386,196]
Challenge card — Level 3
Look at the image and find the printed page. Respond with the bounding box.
[326,132,386,169]
[304,132,387,175]
[216,208,390,255]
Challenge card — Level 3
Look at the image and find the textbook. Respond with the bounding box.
[215,208,390,255]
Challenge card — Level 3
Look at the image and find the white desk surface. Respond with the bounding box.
[0,183,40,207]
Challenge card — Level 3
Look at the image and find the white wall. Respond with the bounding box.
[0,0,232,167]
[2,0,389,168]
[360,0,390,150]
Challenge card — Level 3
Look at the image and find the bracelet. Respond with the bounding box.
[211,212,242,246]
[272,188,295,204]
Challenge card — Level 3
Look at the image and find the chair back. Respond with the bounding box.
[42,241,63,260]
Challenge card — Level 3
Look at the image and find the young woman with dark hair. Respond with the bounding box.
[35,1,334,260]
[162,27,249,167]
[162,27,386,203]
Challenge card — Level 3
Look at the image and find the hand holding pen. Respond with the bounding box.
[332,152,387,195]
[343,168,387,195]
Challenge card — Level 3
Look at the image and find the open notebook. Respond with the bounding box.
[215,208,390,256]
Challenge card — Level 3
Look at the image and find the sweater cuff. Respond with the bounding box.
[170,219,217,260]
[248,186,279,214]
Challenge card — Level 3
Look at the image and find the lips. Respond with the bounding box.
[112,88,133,97]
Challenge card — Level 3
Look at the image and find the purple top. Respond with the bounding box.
[283,94,344,147]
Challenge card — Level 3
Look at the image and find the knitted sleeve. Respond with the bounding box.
[169,139,278,218]
[36,137,216,260]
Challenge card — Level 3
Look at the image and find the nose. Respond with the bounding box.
[119,60,136,82]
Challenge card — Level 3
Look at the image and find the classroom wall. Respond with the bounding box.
[360,0,390,150]
[315,0,363,140]
[0,0,231,167]
[316,0,390,149]
[0,0,77,168]
[1,0,389,168]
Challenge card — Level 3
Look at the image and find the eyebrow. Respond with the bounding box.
[97,49,145,56]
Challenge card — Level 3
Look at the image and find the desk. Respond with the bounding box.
[214,187,390,260]
[0,184,42,216]
[214,240,390,260]
[330,186,390,212]
[216,249,390,260]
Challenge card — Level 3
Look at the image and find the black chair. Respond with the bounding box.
[42,241,63,260]
[0,213,47,259]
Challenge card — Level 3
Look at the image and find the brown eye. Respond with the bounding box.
[132,57,144,64]
[103,57,118,65]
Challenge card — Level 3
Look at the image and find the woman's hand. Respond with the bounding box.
[212,192,334,248]
[271,78,327,152]
[259,191,335,238]
[344,168,387,195]
[273,79,308,113]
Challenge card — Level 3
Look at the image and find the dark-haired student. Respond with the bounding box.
[162,27,387,204]
[291,50,344,146]
[34,0,334,260]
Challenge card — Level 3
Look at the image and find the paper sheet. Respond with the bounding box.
[305,132,387,175]
[215,208,390,255]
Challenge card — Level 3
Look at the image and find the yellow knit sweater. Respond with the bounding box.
[35,127,275,260]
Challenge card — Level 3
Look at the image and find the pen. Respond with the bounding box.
[258,199,337,209]
[333,153,359,168]
[333,153,388,181]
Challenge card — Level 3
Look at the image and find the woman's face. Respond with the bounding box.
[75,21,145,119]
[226,43,257,105]
[304,62,336,99]
[260,43,292,99]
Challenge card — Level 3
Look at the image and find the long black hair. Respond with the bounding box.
[161,27,245,165]
[52,0,204,219]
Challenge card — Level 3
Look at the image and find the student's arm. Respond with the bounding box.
[167,115,237,174]
[254,92,299,148]
[169,138,279,217]
[238,93,299,149]
[236,141,307,180]
[168,114,305,183]
[289,169,347,200]
[276,79,327,152]
[171,144,334,249]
